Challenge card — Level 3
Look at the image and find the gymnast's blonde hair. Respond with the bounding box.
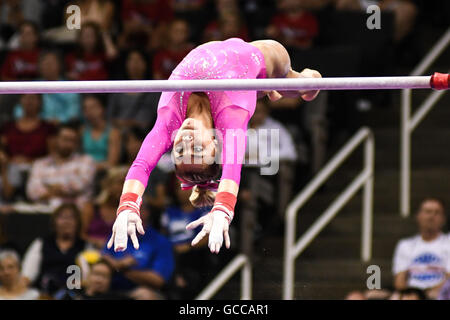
[189,185,217,207]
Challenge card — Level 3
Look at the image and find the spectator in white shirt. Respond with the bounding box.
[26,122,96,209]
[392,197,450,299]
[246,99,298,167]
[21,203,89,297]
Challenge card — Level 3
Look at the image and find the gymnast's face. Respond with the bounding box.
[172,118,217,167]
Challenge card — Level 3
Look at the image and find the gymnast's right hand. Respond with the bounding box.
[186,209,231,254]
[107,193,145,252]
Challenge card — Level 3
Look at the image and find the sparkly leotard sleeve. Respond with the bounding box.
[125,38,267,188]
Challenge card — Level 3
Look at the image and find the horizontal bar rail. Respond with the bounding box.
[0,76,438,94]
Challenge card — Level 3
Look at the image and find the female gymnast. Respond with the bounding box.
[107,38,321,254]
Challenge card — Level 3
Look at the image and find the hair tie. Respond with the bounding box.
[177,176,219,192]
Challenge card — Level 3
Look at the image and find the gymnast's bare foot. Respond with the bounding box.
[296,68,322,101]
[262,68,322,102]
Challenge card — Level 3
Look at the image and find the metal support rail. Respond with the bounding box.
[196,254,252,300]
[400,27,450,217]
[283,127,374,300]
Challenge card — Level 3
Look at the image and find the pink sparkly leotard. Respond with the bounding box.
[125,38,267,187]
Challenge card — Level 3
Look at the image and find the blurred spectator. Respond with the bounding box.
[72,0,115,32]
[247,99,298,166]
[333,0,417,43]
[390,288,427,300]
[161,178,210,247]
[40,0,71,31]
[21,203,89,297]
[78,259,118,299]
[107,50,159,131]
[81,94,121,171]
[20,0,44,27]
[124,126,147,165]
[160,177,210,299]
[266,0,319,49]
[119,0,174,50]
[270,92,329,176]
[392,197,450,299]
[102,208,175,300]
[438,278,450,300]
[0,148,21,205]
[345,290,366,300]
[79,259,129,299]
[172,0,206,13]
[214,0,240,14]
[0,94,56,203]
[171,0,209,42]
[1,20,40,80]
[1,94,56,164]
[203,0,249,42]
[121,0,174,28]
[41,0,115,42]
[240,0,277,39]
[0,0,25,46]
[152,19,194,80]
[43,1,117,44]
[81,167,127,249]
[345,288,392,300]
[0,250,40,300]
[117,25,152,52]
[14,51,82,124]
[63,259,128,300]
[65,22,117,81]
[26,122,96,209]
[0,0,45,34]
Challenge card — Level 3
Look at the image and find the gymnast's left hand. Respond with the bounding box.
[186,210,231,254]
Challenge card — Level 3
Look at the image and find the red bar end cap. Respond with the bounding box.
[430,72,449,90]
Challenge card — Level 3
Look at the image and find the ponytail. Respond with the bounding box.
[189,185,216,207]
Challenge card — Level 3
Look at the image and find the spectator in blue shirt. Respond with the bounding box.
[161,193,209,246]
[160,176,213,298]
[102,207,175,300]
[14,51,81,124]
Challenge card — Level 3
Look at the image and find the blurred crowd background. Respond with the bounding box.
[0,0,449,300]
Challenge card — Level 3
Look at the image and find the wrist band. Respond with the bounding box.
[117,192,142,216]
[213,192,237,223]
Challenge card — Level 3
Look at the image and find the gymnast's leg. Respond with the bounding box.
[250,39,322,102]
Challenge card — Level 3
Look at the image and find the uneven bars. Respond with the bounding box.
[0,73,447,94]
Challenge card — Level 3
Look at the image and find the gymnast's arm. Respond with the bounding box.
[121,107,178,196]
[108,107,178,252]
[214,107,250,198]
[187,106,249,254]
